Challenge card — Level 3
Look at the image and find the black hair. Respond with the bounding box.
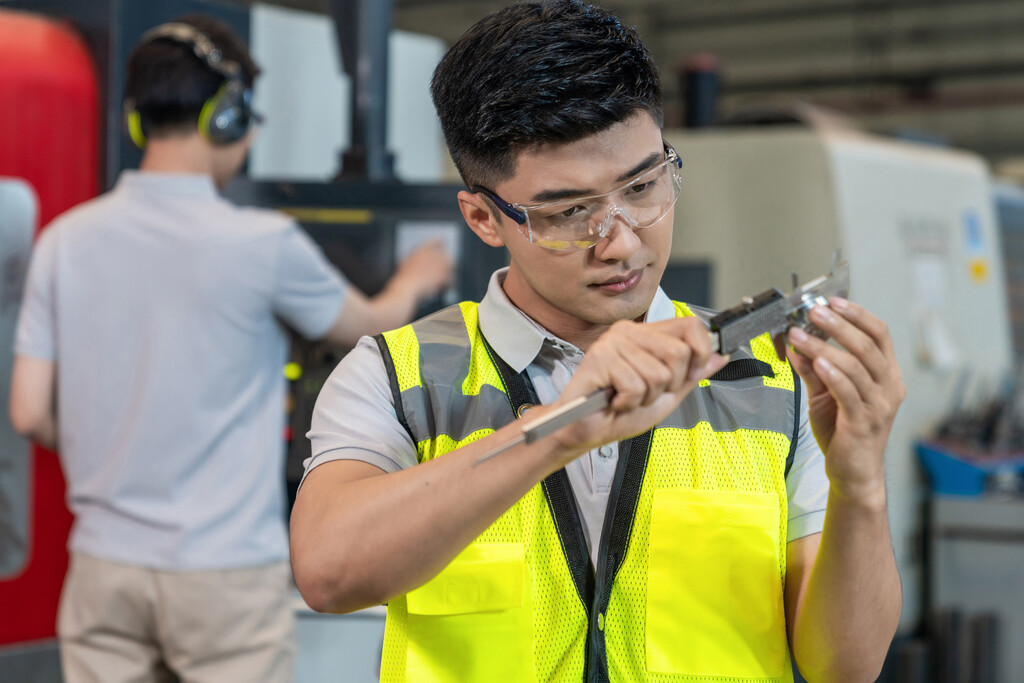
[431,0,663,189]
[124,14,259,138]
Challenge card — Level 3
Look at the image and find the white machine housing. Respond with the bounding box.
[664,126,1014,630]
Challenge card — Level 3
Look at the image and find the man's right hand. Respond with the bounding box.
[394,239,455,302]
[547,317,728,460]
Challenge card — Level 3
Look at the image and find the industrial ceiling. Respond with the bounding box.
[264,0,1024,169]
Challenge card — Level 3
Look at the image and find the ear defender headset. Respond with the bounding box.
[125,22,257,148]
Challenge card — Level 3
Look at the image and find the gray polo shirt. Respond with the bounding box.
[15,171,347,570]
[306,269,828,566]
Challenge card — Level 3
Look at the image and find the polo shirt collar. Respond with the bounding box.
[116,170,219,199]
[477,267,675,373]
[645,285,677,323]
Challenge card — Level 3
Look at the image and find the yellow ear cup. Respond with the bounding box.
[127,109,147,149]
[197,89,220,142]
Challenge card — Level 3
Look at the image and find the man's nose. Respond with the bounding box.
[599,204,638,233]
[592,205,642,259]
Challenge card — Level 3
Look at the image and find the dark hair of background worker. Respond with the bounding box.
[125,13,260,149]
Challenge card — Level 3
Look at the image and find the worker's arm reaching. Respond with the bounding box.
[321,240,454,348]
[289,316,728,613]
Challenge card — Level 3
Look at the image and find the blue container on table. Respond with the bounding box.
[916,441,1024,496]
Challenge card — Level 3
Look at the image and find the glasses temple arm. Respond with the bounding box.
[472,186,527,225]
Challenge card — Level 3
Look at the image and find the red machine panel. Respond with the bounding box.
[0,8,99,646]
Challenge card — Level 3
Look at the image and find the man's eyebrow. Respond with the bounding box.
[527,149,665,204]
[529,187,595,203]
[616,150,663,183]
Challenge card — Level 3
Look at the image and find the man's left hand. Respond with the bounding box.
[785,297,906,503]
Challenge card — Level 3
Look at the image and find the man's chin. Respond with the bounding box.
[576,289,655,325]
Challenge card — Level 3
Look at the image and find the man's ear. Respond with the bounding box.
[458,190,506,248]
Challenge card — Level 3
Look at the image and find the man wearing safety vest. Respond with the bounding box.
[291,2,904,681]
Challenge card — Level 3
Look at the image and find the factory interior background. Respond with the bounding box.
[2,0,1024,681]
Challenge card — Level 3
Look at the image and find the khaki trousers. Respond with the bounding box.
[58,553,295,683]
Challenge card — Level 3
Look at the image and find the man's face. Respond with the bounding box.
[482,112,673,340]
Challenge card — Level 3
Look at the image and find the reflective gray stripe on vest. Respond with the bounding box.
[664,381,794,434]
[400,305,515,448]
[390,303,794,451]
[411,305,476,387]
[401,383,514,447]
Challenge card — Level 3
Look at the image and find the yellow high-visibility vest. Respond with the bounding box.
[375,301,797,682]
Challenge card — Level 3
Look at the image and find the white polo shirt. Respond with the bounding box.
[15,171,348,570]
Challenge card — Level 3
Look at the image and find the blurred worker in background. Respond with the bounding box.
[8,13,451,683]
[291,1,904,681]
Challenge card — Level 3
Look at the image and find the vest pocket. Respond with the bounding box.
[405,542,534,682]
[645,489,786,678]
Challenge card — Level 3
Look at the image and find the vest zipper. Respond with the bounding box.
[588,430,654,682]
[480,334,598,679]
[481,329,656,681]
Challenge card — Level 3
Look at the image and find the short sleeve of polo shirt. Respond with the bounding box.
[271,225,349,341]
[304,336,419,481]
[786,382,829,541]
[15,229,58,361]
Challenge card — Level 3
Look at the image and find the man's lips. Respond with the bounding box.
[590,269,644,292]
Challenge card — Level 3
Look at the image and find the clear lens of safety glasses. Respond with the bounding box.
[523,150,683,251]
